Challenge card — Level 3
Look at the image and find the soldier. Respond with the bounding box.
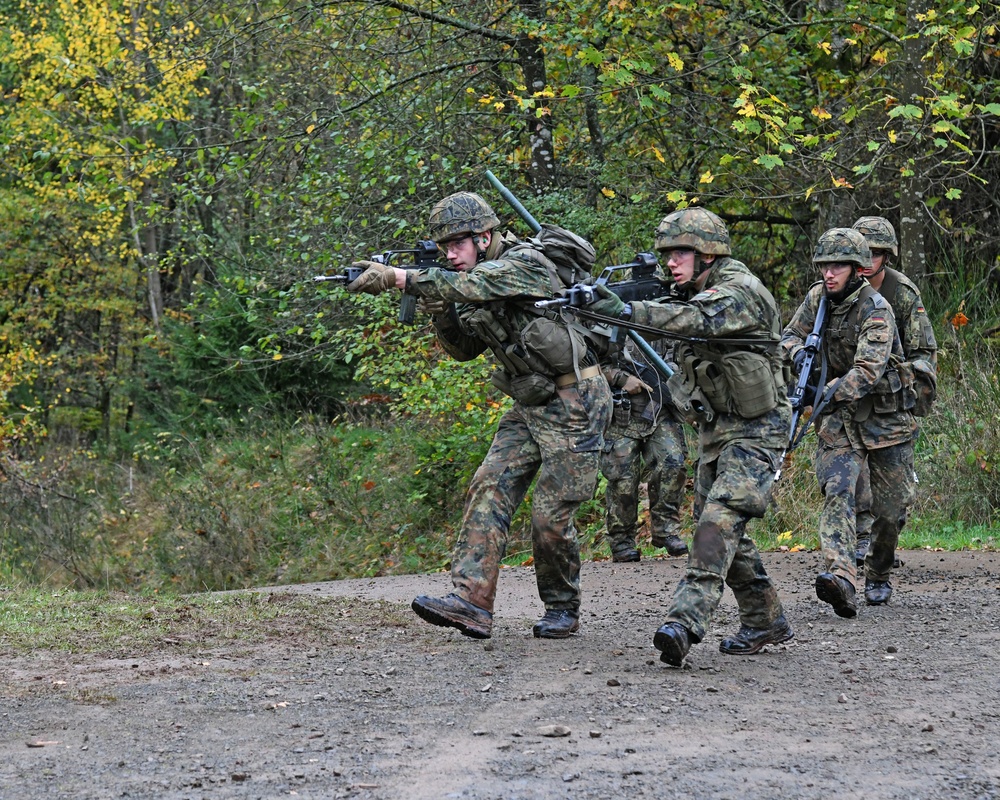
[600,333,690,562]
[588,208,793,666]
[346,192,612,639]
[850,217,938,567]
[781,228,917,615]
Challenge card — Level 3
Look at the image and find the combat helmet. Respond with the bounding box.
[813,227,872,269]
[852,216,898,257]
[654,208,731,256]
[427,192,500,242]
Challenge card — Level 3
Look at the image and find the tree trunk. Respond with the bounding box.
[516,0,555,194]
[899,0,928,278]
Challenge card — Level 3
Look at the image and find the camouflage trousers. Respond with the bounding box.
[601,413,687,555]
[815,439,915,583]
[855,459,874,539]
[665,441,785,642]
[451,374,612,614]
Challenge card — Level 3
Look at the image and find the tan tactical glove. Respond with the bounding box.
[346,261,397,295]
[621,375,653,395]
[417,297,449,315]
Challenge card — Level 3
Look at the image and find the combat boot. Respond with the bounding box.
[719,614,794,655]
[611,544,640,563]
[652,533,689,557]
[653,621,692,666]
[815,572,857,618]
[411,593,493,639]
[864,579,892,605]
[855,535,870,567]
[532,609,580,639]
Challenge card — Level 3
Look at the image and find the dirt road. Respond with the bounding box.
[3,549,1000,799]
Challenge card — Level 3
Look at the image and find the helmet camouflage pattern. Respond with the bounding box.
[427,192,500,242]
[852,216,898,257]
[654,208,731,256]
[813,227,872,269]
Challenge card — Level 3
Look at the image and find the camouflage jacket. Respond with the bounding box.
[628,257,790,458]
[781,281,916,450]
[406,232,597,373]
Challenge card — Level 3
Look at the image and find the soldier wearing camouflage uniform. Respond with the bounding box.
[850,217,937,568]
[347,192,612,640]
[600,333,689,562]
[781,228,917,615]
[588,208,794,667]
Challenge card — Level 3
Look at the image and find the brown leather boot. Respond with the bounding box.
[411,593,493,639]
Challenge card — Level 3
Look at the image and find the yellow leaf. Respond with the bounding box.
[872,49,888,65]
[699,170,714,184]
[832,176,854,188]
[667,52,684,72]
[818,41,832,55]
[738,101,757,118]
[493,102,506,112]
[601,187,616,198]
[306,124,315,134]
[652,146,665,164]
[888,130,898,143]
[805,185,815,200]
[272,353,283,361]
[776,531,792,542]
[811,106,832,120]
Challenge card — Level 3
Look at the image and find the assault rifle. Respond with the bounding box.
[775,295,832,481]
[535,252,671,312]
[313,240,443,324]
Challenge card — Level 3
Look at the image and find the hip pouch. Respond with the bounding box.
[491,370,556,406]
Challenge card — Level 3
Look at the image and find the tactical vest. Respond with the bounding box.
[670,271,785,421]
[825,283,915,418]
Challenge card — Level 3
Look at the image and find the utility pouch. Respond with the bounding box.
[612,392,632,427]
[519,315,587,375]
[466,307,508,344]
[872,369,902,414]
[693,358,729,415]
[491,369,555,406]
[507,372,557,406]
[721,351,780,419]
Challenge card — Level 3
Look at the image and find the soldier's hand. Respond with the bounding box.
[417,297,449,315]
[621,375,653,395]
[346,261,398,295]
[589,283,626,318]
[792,347,808,372]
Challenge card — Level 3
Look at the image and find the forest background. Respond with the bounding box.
[0,0,997,594]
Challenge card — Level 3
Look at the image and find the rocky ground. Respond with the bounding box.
[3,548,1000,800]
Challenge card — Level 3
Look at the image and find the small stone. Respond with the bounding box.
[537,725,571,737]
[607,678,621,687]
[837,694,848,704]
[706,686,719,693]
[922,723,934,732]
[589,731,601,738]
[886,645,898,653]
[562,772,580,782]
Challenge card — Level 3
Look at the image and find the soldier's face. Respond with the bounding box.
[819,263,855,294]
[860,251,887,277]
[439,232,490,271]
[665,248,697,286]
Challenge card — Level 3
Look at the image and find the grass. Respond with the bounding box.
[0,588,386,656]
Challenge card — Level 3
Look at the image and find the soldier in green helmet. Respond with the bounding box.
[782,228,917,615]
[347,191,612,640]
[587,207,794,667]
[849,217,937,568]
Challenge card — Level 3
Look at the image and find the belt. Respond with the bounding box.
[554,365,601,388]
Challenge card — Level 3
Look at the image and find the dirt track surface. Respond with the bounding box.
[3,549,1000,800]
